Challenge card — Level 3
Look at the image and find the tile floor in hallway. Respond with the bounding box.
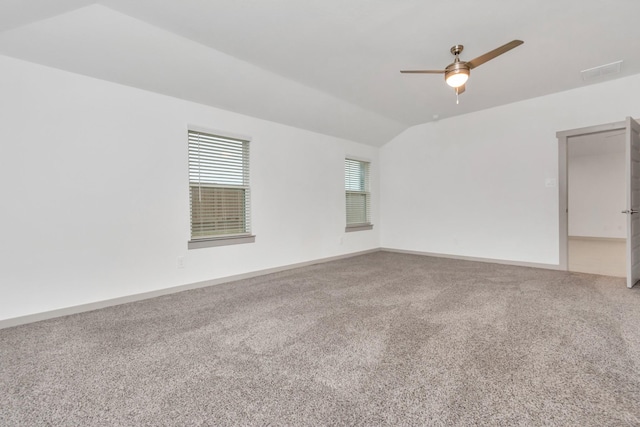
[568,236,626,277]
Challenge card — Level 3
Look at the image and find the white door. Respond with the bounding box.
[625,117,640,288]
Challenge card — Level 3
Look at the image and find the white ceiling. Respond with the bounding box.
[1,0,640,146]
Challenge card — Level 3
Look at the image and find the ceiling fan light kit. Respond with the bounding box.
[445,67,469,88]
[401,40,524,100]
[445,45,469,88]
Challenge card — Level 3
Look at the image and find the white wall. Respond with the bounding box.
[568,133,625,238]
[0,55,379,322]
[380,74,640,265]
[3,51,640,323]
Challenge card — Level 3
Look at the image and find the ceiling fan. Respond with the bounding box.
[401,40,524,100]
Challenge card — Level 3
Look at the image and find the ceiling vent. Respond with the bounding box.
[581,60,622,81]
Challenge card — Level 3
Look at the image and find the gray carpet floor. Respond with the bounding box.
[2,252,640,426]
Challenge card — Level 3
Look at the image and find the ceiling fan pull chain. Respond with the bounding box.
[456,88,459,104]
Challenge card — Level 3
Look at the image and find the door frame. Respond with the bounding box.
[556,120,626,271]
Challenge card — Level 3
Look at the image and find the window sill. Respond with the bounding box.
[188,235,256,249]
[345,224,373,233]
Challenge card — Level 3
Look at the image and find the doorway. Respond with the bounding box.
[567,130,626,277]
[557,118,640,288]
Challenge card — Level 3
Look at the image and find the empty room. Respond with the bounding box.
[2,1,640,425]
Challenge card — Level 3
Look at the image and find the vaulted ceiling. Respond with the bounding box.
[2,1,639,146]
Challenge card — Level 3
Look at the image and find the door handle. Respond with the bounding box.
[622,209,639,214]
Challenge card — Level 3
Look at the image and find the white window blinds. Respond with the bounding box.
[345,158,371,226]
[188,130,251,240]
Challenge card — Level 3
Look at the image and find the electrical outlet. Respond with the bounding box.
[177,256,185,269]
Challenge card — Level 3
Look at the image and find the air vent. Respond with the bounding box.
[581,60,622,81]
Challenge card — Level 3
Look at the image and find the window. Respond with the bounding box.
[188,129,254,249]
[345,158,373,232]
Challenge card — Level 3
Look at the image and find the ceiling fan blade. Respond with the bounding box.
[467,40,524,69]
[400,69,446,74]
[456,84,466,95]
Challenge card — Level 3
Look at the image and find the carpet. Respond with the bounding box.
[1,252,639,426]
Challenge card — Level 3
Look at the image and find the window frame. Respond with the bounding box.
[187,126,255,249]
[345,157,373,232]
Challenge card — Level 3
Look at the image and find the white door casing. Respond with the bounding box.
[557,121,626,272]
[558,118,640,289]
[625,117,640,288]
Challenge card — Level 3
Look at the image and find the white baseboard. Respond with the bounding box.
[1,247,562,330]
[380,247,561,271]
[0,249,379,330]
